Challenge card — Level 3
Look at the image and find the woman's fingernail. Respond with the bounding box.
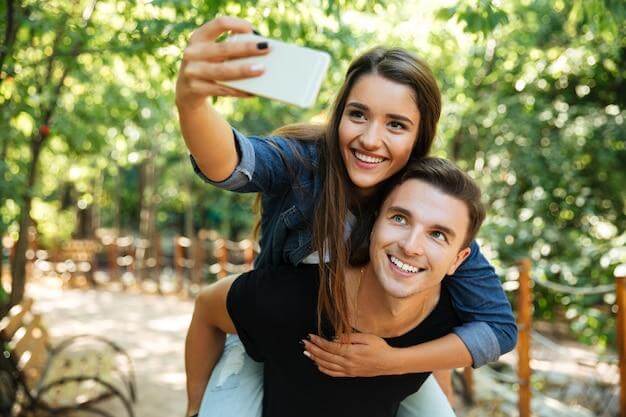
[303,351,312,358]
[300,339,306,347]
[250,63,265,72]
[256,41,268,50]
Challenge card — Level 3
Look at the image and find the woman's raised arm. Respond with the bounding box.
[175,17,270,182]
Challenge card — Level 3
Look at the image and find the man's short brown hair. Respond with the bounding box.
[398,157,486,248]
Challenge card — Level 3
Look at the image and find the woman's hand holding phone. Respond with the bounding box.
[175,16,269,109]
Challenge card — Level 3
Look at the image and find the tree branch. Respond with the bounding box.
[35,0,100,142]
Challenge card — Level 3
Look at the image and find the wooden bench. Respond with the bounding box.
[0,298,136,417]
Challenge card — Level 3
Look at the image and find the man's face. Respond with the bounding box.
[369,179,472,299]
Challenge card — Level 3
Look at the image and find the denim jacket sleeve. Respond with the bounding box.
[446,240,518,367]
[190,128,314,194]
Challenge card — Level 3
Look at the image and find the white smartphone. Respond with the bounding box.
[216,33,331,108]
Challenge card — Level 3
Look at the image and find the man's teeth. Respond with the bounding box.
[354,150,384,164]
[390,256,420,273]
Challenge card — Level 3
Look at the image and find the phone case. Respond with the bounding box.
[217,34,330,108]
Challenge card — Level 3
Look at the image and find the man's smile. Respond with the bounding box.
[387,254,426,275]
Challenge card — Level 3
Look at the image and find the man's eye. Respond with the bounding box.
[431,231,447,242]
[391,214,407,225]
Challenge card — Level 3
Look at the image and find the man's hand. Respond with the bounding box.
[302,333,400,377]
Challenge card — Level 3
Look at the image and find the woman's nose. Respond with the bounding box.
[358,124,383,150]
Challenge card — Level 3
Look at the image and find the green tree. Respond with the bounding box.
[0,0,384,310]
[436,0,625,347]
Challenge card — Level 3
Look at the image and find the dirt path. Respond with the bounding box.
[26,277,193,417]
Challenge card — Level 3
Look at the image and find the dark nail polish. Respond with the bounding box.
[252,29,261,35]
[257,42,268,50]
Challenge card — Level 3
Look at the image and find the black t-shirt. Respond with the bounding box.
[226,264,460,417]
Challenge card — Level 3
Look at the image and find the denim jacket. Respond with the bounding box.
[191,128,518,367]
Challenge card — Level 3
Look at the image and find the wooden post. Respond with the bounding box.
[216,239,227,279]
[517,258,532,417]
[193,234,204,285]
[173,236,185,290]
[242,239,254,267]
[615,264,626,417]
[101,234,118,281]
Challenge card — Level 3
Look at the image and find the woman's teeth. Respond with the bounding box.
[353,150,384,164]
[389,255,420,273]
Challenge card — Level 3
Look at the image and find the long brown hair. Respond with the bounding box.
[315,47,441,337]
[259,47,441,337]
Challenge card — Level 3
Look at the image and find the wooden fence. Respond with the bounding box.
[464,260,626,417]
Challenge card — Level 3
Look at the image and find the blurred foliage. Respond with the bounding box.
[431,0,625,348]
[0,0,624,346]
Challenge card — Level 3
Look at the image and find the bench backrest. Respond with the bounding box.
[0,298,50,390]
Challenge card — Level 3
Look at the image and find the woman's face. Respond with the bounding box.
[339,73,421,195]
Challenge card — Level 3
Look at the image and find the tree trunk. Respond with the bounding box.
[6,0,98,307]
[114,164,122,234]
[184,181,194,239]
[0,0,19,81]
[92,174,102,231]
[139,155,156,240]
[9,140,41,306]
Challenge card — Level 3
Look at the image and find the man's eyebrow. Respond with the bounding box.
[387,206,412,218]
[346,102,415,126]
[432,224,457,240]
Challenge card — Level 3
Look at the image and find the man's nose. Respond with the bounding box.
[399,229,425,257]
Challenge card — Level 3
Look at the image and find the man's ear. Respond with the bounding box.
[447,246,471,276]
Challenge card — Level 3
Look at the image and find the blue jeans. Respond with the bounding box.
[199,335,456,417]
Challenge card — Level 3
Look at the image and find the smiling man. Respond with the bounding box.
[192,157,486,417]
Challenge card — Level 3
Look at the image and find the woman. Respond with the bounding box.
[177,16,516,417]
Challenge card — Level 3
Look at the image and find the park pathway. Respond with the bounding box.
[26,277,193,417]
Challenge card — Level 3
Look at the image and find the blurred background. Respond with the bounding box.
[0,1,624,416]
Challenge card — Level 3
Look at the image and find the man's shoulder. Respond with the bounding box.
[229,264,320,331]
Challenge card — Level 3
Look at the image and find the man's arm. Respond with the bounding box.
[185,275,238,417]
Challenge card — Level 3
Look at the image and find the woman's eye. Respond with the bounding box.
[389,121,406,130]
[431,231,447,242]
[349,110,365,120]
[391,214,407,225]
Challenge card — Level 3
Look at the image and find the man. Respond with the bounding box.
[191,157,486,417]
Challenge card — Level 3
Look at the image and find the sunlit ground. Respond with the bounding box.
[25,276,193,417]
